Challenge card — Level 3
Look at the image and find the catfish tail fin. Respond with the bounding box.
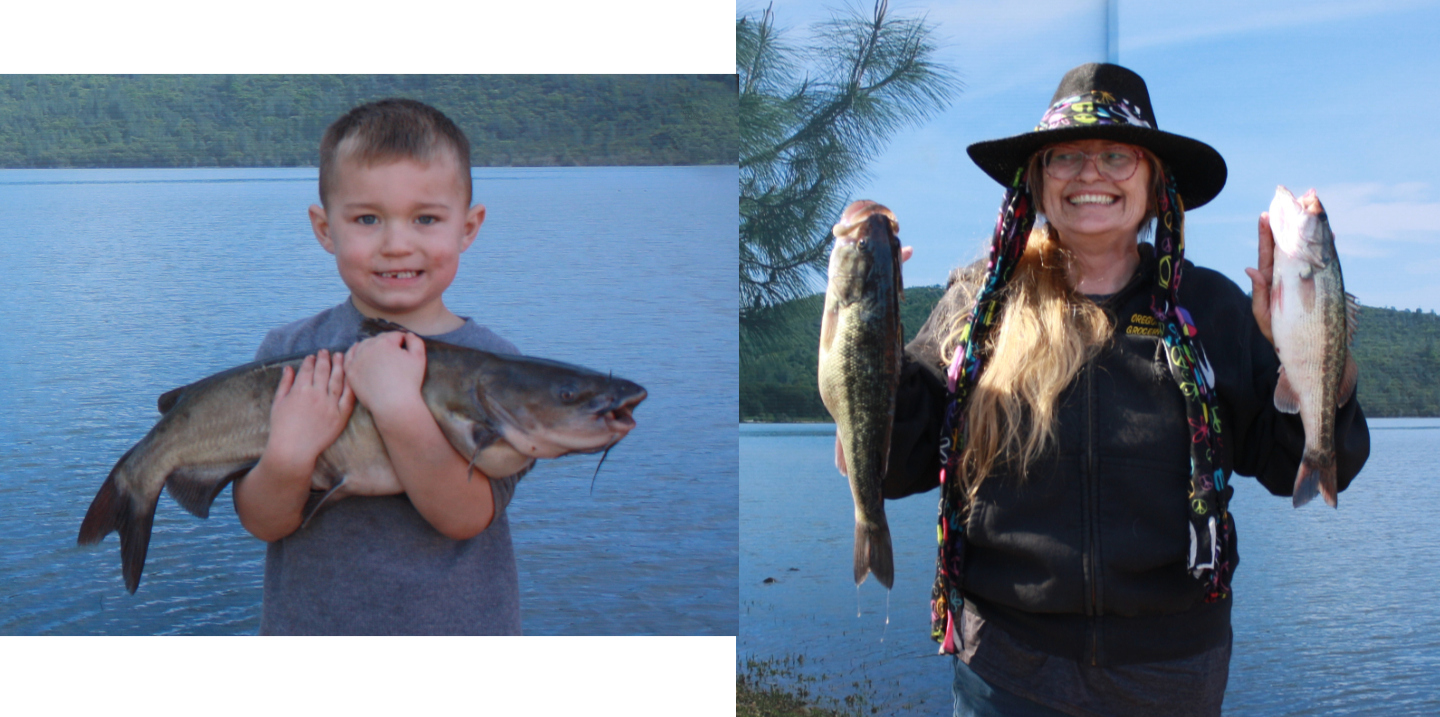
[78,464,157,594]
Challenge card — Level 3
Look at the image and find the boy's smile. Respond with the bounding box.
[309,149,484,335]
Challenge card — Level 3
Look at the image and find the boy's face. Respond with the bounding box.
[309,148,483,323]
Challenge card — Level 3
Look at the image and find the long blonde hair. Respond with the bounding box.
[944,147,1164,493]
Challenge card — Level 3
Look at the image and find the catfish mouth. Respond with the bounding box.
[599,388,646,434]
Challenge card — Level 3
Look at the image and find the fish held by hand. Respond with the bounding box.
[1266,186,1357,508]
[77,319,647,593]
[818,200,903,589]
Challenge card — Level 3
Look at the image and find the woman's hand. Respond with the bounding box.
[1244,212,1276,346]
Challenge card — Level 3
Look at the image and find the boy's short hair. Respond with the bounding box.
[318,98,472,208]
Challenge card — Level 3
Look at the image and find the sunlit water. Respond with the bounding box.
[741,419,1440,715]
[0,166,737,636]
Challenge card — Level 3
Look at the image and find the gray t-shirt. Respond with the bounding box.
[253,298,524,635]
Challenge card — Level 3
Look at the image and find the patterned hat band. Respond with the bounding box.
[1034,91,1154,132]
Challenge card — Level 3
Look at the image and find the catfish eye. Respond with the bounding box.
[556,382,579,402]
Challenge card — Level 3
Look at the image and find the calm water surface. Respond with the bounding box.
[0,166,737,636]
[741,419,1440,715]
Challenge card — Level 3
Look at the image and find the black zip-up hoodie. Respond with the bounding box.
[884,244,1370,666]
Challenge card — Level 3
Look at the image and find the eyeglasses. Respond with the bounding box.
[1042,145,1141,182]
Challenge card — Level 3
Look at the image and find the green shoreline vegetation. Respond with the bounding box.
[738,655,878,716]
[0,75,736,168]
[742,286,1440,422]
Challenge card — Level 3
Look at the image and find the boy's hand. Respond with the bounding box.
[266,349,355,472]
[235,348,354,542]
[343,329,499,540]
[345,331,428,415]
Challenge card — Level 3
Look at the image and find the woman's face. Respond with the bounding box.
[1037,139,1151,246]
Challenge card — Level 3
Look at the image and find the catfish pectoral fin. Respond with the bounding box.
[300,476,347,530]
[165,461,258,518]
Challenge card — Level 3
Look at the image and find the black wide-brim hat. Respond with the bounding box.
[967,63,1227,209]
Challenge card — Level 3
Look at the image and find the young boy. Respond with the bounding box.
[231,99,525,635]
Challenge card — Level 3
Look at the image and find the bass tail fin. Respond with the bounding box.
[77,466,157,594]
[853,521,895,590]
[1293,449,1338,509]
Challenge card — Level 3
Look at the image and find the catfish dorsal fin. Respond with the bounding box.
[157,386,186,414]
[359,317,411,338]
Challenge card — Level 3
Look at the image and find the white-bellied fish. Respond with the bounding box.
[78,319,646,593]
[1267,186,1357,508]
[818,200,903,588]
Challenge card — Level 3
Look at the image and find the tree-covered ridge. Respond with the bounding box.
[741,287,1440,421]
[0,75,737,168]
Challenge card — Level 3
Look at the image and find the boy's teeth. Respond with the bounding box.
[1069,194,1116,205]
[380,271,418,278]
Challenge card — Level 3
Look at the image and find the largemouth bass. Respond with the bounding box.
[78,319,647,593]
[1267,186,1357,508]
[818,200,903,589]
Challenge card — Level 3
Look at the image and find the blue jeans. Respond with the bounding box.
[953,657,1072,717]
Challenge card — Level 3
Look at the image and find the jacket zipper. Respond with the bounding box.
[1085,358,1100,666]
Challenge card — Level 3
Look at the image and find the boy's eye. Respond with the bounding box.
[416,215,438,225]
[356,215,379,226]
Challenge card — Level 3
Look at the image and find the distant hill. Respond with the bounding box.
[0,75,736,168]
[742,286,1440,422]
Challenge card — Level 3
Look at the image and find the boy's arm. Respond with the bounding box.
[345,331,497,540]
[233,350,356,542]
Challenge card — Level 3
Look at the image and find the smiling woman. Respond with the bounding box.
[837,63,1371,715]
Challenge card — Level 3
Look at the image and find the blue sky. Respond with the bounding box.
[744,0,1440,312]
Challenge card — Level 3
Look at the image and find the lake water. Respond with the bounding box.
[741,419,1440,715]
[0,166,737,636]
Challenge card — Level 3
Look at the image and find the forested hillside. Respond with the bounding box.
[742,287,1440,421]
[0,75,736,168]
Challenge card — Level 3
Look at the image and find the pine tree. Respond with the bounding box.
[738,0,957,348]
